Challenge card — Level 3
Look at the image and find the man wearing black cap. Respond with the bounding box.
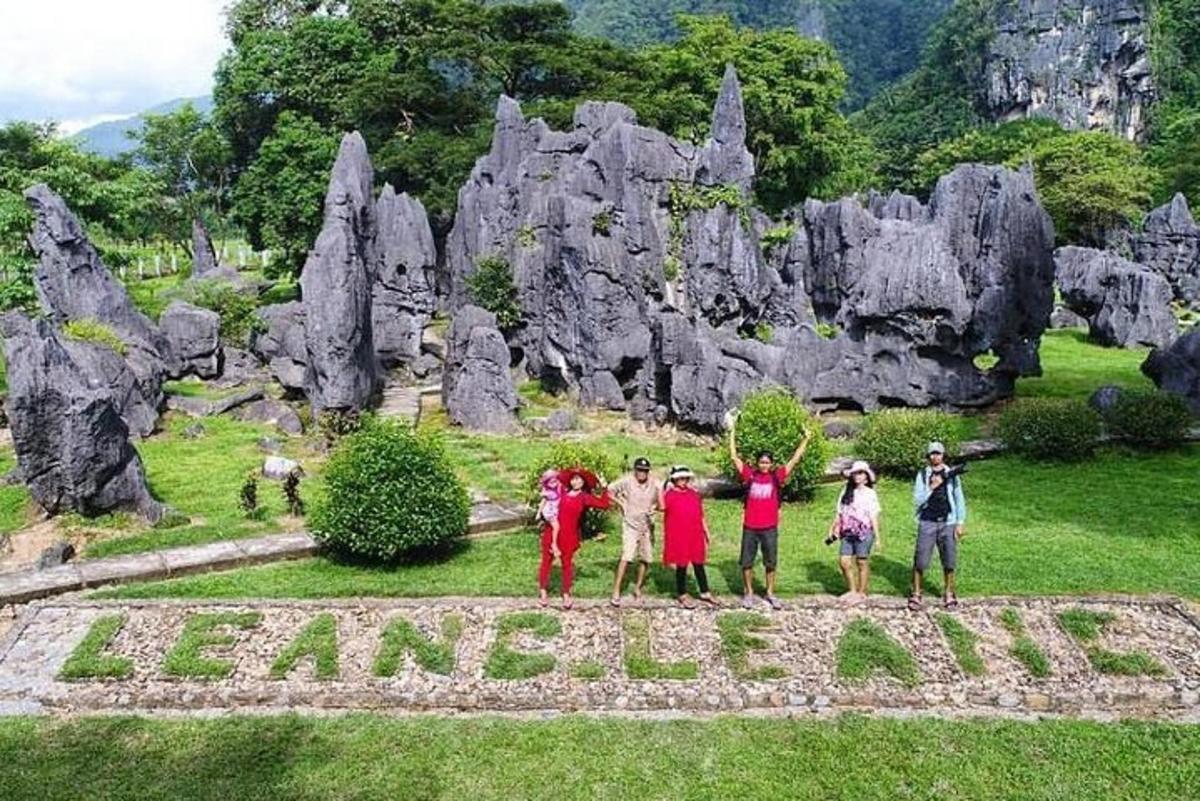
[609,457,660,606]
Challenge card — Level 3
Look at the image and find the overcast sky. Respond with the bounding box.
[0,0,227,133]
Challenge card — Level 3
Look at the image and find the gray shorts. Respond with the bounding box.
[839,532,875,559]
[914,520,958,573]
[740,527,779,570]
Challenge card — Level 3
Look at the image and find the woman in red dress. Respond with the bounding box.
[538,467,611,610]
[660,465,718,609]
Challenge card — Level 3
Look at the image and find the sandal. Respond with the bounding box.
[677,596,696,610]
[698,594,720,608]
[907,596,923,612]
[766,595,784,611]
[609,595,622,608]
[539,590,549,608]
[562,595,574,611]
[944,594,959,611]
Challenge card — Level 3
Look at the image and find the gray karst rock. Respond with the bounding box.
[190,217,248,286]
[445,72,1057,429]
[1133,193,1200,308]
[191,218,220,279]
[232,398,304,436]
[1055,246,1177,348]
[1089,384,1127,414]
[24,184,171,429]
[215,347,268,388]
[160,302,221,379]
[1,313,167,522]
[1142,328,1200,414]
[252,302,307,393]
[983,0,1155,141]
[299,132,379,412]
[372,185,438,367]
[442,305,519,433]
[1050,306,1089,329]
[59,337,161,438]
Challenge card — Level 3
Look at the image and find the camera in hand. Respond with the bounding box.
[943,463,968,480]
[824,532,840,546]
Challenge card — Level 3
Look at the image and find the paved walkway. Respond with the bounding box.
[0,595,1196,719]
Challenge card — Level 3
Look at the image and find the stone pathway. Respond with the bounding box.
[376,379,425,425]
[1,595,1196,720]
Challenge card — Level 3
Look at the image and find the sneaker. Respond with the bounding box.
[741,595,756,609]
[766,595,784,611]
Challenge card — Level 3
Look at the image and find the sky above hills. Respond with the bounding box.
[0,0,226,132]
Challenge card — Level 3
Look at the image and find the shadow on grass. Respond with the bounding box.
[318,537,474,571]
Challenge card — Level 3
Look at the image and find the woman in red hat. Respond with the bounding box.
[538,467,611,610]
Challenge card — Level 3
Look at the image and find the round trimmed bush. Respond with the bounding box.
[1103,390,1193,449]
[526,442,618,537]
[312,419,470,561]
[998,398,1102,461]
[856,409,965,476]
[718,388,828,501]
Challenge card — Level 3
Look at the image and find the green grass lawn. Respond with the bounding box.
[0,450,31,534]
[0,714,1195,801]
[1016,329,1155,399]
[99,444,1200,601]
[81,414,322,559]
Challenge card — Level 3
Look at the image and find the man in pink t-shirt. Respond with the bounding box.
[730,414,813,610]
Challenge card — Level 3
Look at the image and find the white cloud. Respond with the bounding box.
[0,0,227,124]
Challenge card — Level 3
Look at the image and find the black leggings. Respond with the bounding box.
[675,564,709,596]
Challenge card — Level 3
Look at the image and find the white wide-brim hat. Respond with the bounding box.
[843,460,876,483]
[669,465,695,480]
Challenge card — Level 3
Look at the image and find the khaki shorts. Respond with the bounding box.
[621,523,654,563]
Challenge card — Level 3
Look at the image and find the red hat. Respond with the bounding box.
[559,467,599,491]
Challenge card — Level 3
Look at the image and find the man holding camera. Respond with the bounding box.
[910,441,967,611]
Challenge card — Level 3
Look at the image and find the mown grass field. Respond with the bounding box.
[100,443,1200,601]
[0,715,1195,801]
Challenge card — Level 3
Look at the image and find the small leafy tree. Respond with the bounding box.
[467,256,521,330]
[719,387,828,501]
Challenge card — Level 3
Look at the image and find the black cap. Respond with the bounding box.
[633,457,651,471]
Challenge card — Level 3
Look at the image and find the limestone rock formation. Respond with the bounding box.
[60,338,161,438]
[299,132,380,412]
[983,0,1155,141]
[442,305,519,433]
[252,302,307,394]
[160,302,222,378]
[445,71,1056,428]
[1133,193,1200,308]
[1,313,167,522]
[190,218,247,286]
[191,218,220,279]
[24,184,171,430]
[1055,246,1177,348]
[372,185,437,367]
[1142,328,1200,414]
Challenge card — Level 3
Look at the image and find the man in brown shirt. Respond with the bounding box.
[609,457,660,606]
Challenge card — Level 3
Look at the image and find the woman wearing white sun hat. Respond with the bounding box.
[826,460,882,605]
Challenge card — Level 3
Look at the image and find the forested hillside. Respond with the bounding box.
[562,0,953,109]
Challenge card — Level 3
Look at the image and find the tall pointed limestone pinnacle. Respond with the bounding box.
[300,131,380,413]
[696,63,755,191]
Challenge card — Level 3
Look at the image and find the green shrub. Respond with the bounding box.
[526,442,618,538]
[998,399,1102,461]
[856,409,966,476]
[1103,390,1194,449]
[719,388,828,501]
[467,256,521,330]
[61,319,127,356]
[312,419,471,562]
[187,280,264,347]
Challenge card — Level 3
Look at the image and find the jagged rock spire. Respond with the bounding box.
[696,63,755,191]
[300,131,379,413]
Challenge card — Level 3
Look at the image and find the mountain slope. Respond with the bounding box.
[72,95,214,158]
